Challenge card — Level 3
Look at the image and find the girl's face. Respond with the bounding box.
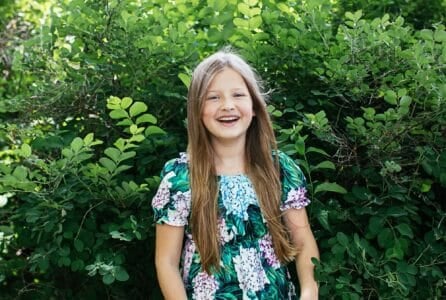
[201,68,255,146]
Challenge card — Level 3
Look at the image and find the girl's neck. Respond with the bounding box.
[211,139,246,175]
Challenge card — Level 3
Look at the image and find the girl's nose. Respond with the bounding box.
[221,97,235,111]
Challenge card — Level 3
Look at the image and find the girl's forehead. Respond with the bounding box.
[208,68,245,85]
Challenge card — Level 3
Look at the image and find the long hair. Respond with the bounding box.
[187,47,297,273]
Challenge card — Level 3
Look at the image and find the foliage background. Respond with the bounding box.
[0,0,445,299]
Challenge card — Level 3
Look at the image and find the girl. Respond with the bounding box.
[152,48,319,299]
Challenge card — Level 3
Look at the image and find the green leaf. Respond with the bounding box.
[345,12,355,21]
[378,228,393,248]
[129,134,145,143]
[107,96,121,109]
[314,182,347,194]
[396,223,414,238]
[120,97,133,109]
[238,3,251,16]
[385,240,404,259]
[249,15,262,29]
[354,10,363,21]
[74,239,84,252]
[295,138,305,156]
[384,90,397,105]
[317,210,330,231]
[38,258,49,272]
[306,147,329,156]
[104,147,121,162]
[59,256,71,267]
[337,232,349,247]
[115,165,132,174]
[399,95,412,107]
[277,3,290,13]
[129,102,148,117]
[129,124,138,135]
[62,148,74,158]
[272,109,283,117]
[178,73,191,88]
[12,166,28,181]
[145,126,166,136]
[313,160,336,170]
[59,246,70,256]
[234,18,249,28]
[71,259,84,272]
[420,179,432,192]
[21,144,32,157]
[83,133,94,145]
[120,151,136,161]
[114,266,130,281]
[434,30,446,42]
[110,231,132,241]
[71,137,84,152]
[397,262,418,275]
[99,157,116,173]
[420,29,433,40]
[385,207,408,217]
[110,109,129,119]
[116,119,133,126]
[245,0,258,5]
[103,274,115,285]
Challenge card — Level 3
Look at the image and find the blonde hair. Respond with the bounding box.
[187,47,296,273]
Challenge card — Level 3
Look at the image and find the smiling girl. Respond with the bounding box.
[152,48,319,299]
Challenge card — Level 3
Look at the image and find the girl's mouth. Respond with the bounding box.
[217,116,240,124]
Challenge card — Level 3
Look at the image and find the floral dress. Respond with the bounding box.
[152,151,310,300]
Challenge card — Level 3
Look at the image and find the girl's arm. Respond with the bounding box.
[155,224,187,300]
[284,208,319,300]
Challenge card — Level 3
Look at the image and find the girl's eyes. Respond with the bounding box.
[205,93,247,100]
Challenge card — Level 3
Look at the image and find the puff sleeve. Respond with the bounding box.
[151,154,191,226]
[278,151,311,211]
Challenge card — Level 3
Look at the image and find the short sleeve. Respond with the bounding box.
[151,154,191,226]
[278,151,311,211]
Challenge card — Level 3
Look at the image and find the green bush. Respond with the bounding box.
[1,0,444,299]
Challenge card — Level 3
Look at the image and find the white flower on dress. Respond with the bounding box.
[288,280,297,299]
[176,152,188,164]
[151,171,175,209]
[167,190,191,225]
[280,187,310,211]
[192,271,219,300]
[233,247,269,297]
[220,176,258,220]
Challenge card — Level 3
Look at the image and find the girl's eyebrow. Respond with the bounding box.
[207,87,246,93]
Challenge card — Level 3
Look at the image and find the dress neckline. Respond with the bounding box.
[217,173,248,178]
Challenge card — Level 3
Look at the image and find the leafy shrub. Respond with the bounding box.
[0,0,445,299]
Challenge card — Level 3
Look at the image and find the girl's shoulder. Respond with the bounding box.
[160,152,189,178]
[272,149,293,166]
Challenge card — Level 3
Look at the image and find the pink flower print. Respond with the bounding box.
[259,234,281,269]
[182,238,196,283]
[170,190,191,225]
[191,271,219,300]
[280,187,310,211]
[218,217,234,245]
